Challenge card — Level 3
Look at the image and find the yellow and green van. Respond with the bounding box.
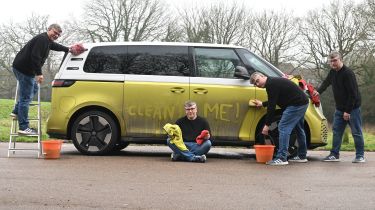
[47,42,328,155]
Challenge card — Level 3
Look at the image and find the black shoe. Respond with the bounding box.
[322,154,340,162]
[352,156,366,163]
[18,128,37,135]
[266,158,288,166]
[288,156,308,163]
[170,153,181,161]
[192,155,206,163]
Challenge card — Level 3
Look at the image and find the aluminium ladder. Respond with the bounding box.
[8,82,42,158]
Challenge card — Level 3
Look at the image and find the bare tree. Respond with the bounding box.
[179,3,246,44]
[0,30,17,98]
[178,6,210,43]
[206,3,247,44]
[243,10,300,68]
[61,20,93,44]
[161,18,184,42]
[122,0,168,41]
[0,14,74,100]
[352,0,375,88]
[357,0,375,59]
[83,0,123,42]
[299,0,370,82]
[83,0,168,42]
[0,14,51,98]
[365,0,375,41]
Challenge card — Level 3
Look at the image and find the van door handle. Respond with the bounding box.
[170,87,185,94]
[193,88,208,94]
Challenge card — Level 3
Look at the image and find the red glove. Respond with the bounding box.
[307,84,321,107]
[196,130,209,145]
[70,43,86,55]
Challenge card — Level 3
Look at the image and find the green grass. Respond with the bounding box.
[0,98,51,142]
[1,98,375,151]
[317,132,375,152]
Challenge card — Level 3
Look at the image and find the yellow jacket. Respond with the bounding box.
[163,123,188,151]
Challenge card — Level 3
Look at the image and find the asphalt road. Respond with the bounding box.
[0,142,374,210]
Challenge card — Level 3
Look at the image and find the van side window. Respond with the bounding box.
[194,48,241,78]
[83,46,126,74]
[237,48,283,77]
[127,46,190,76]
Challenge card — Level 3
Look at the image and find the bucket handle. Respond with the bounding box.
[263,134,274,145]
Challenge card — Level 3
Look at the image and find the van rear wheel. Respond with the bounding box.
[70,110,118,155]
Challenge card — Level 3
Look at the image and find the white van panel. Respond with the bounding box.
[57,73,125,81]
[190,77,253,87]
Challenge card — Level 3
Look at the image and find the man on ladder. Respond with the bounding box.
[11,23,80,134]
[9,24,84,157]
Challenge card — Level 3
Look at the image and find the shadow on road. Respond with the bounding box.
[60,145,256,160]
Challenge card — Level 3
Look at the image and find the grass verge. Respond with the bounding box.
[1,98,50,142]
[317,132,375,152]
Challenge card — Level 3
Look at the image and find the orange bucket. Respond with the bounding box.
[42,140,63,159]
[254,145,275,163]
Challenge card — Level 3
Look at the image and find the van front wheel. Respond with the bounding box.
[70,110,118,155]
[257,116,298,158]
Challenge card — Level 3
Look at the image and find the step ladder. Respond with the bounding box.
[8,82,42,158]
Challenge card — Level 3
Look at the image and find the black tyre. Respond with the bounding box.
[256,115,298,157]
[112,141,130,151]
[70,110,118,155]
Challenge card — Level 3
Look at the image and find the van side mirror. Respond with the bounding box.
[234,66,250,80]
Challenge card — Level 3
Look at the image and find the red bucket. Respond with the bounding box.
[254,145,275,163]
[42,140,63,159]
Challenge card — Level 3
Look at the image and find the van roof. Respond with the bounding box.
[82,42,244,49]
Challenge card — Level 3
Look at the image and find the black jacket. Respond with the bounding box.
[175,116,211,142]
[262,77,309,126]
[317,65,361,113]
[12,32,69,76]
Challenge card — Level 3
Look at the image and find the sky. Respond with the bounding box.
[0,0,86,24]
[0,0,337,25]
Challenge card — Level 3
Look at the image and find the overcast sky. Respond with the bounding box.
[0,0,362,25]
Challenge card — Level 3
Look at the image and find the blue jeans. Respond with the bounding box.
[331,108,364,158]
[166,139,212,161]
[12,68,38,130]
[276,104,308,161]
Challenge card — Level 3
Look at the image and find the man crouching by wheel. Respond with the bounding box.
[250,72,309,166]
